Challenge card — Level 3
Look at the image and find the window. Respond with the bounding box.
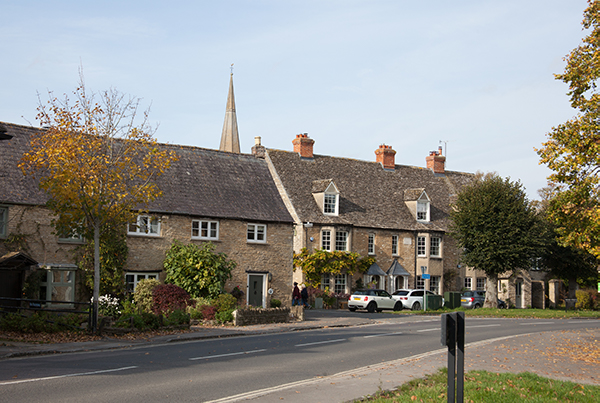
[391,235,398,255]
[58,228,84,243]
[125,272,159,293]
[324,193,338,215]
[464,277,472,290]
[321,273,331,290]
[417,236,426,256]
[39,267,76,304]
[247,224,266,243]
[335,231,348,251]
[192,220,219,240]
[0,206,7,238]
[416,275,425,289]
[368,233,375,255]
[476,277,486,291]
[321,229,332,251]
[429,276,440,294]
[128,215,160,236]
[334,274,347,294]
[430,236,441,257]
[417,200,430,222]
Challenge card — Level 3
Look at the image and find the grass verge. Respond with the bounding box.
[359,369,600,402]
[393,307,600,319]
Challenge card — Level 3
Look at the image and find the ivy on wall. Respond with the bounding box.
[293,248,375,288]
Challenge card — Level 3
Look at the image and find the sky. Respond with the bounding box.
[1,0,591,200]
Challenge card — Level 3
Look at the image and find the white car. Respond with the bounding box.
[392,289,441,310]
[348,289,403,313]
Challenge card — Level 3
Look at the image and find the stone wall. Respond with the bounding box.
[232,307,292,326]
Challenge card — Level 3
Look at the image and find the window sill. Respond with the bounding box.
[247,241,267,245]
[127,233,162,238]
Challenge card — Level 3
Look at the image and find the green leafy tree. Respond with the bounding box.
[20,76,177,331]
[537,0,600,258]
[163,241,236,299]
[293,248,375,289]
[450,173,542,308]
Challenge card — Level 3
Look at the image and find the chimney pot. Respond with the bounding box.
[375,144,396,170]
[426,147,446,174]
[292,133,315,158]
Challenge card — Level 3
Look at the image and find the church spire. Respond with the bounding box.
[219,71,240,153]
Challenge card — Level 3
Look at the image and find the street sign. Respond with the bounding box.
[422,274,431,280]
[420,266,427,275]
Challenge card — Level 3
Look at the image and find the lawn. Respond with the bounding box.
[359,369,600,403]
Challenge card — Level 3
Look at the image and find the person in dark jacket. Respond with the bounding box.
[292,282,301,306]
[300,285,310,308]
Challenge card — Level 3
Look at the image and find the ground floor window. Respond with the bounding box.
[125,272,159,293]
[320,273,331,290]
[334,274,347,294]
[40,266,77,305]
[476,277,486,291]
[416,275,425,289]
[429,276,440,294]
[464,277,472,290]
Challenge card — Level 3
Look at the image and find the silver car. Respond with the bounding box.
[348,289,403,313]
[461,290,507,309]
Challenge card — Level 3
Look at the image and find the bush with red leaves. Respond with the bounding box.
[152,284,192,316]
[201,305,218,321]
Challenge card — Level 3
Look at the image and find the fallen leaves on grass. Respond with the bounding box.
[0,328,195,344]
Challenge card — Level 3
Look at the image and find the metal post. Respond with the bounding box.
[447,313,456,403]
[456,311,465,403]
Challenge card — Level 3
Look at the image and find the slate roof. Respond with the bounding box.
[266,149,474,232]
[0,122,293,224]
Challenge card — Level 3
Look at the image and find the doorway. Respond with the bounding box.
[515,279,523,308]
[248,274,266,308]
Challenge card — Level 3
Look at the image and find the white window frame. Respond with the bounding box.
[247,224,267,243]
[416,275,425,289]
[191,220,219,240]
[416,192,431,222]
[321,273,331,290]
[334,274,347,294]
[323,183,340,216]
[321,229,332,251]
[368,233,375,255]
[0,206,8,238]
[335,231,349,251]
[128,215,160,236]
[430,236,441,257]
[39,266,77,306]
[391,235,398,256]
[417,236,426,257]
[126,272,159,293]
[429,275,440,294]
[476,277,486,291]
[464,277,472,290]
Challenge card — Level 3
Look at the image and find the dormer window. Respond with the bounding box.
[404,188,431,223]
[312,180,340,216]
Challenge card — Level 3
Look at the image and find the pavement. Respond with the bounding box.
[1,310,599,402]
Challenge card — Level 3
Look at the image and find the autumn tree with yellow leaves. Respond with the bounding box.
[537,0,600,261]
[20,78,177,331]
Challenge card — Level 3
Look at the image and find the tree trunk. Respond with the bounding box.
[92,224,100,333]
[484,274,499,308]
[567,275,578,300]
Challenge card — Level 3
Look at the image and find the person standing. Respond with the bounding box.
[292,282,301,306]
[300,285,309,308]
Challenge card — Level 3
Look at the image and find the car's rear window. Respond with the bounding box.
[463,291,474,297]
[353,290,374,296]
[393,290,409,296]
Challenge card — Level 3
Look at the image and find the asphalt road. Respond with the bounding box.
[0,315,598,402]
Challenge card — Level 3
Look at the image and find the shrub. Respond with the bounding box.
[114,312,161,330]
[214,293,237,313]
[133,278,161,313]
[0,312,85,333]
[95,294,121,317]
[215,309,234,324]
[270,299,282,308]
[576,289,594,309]
[152,284,192,316]
[164,309,190,326]
[201,305,218,321]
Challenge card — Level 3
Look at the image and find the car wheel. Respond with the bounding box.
[349,307,356,312]
[412,301,421,311]
[393,301,403,311]
[474,303,481,309]
[367,302,376,313]
[376,309,383,313]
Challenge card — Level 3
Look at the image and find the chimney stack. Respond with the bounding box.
[292,133,314,159]
[375,144,396,170]
[252,136,266,158]
[426,146,446,174]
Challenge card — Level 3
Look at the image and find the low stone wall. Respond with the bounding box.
[233,307,300,326]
